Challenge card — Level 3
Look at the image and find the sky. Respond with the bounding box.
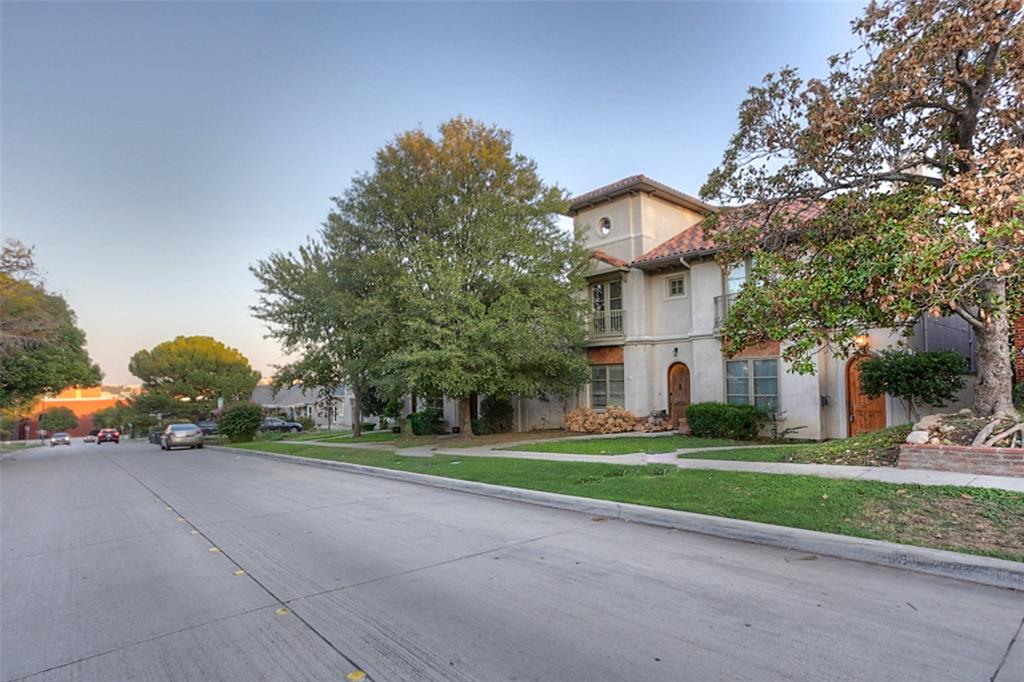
[1,0,862,384]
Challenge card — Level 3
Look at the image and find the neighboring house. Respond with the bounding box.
[566,174,975,440]
[21,386,125,439]
[250,385,353,430]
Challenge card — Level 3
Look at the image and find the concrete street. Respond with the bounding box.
[2,440,1022,682]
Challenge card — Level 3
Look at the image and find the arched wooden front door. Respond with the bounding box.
[846,356,886,436]
[668,363,691,429]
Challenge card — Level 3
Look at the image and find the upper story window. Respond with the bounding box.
[598,217,612,237]
[591,280,622,312]
[726,261,747,294]
[666,275,686,298]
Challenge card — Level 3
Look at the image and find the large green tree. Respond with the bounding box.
[0,240,102,410]
[129,336,260,404]
[336,117,590,436]
[39,406,78,433]
[701,0,1022,416]
[252,236,390,437]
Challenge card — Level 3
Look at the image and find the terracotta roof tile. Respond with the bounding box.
[569,175,713,214]
[632,223,716,266]
[589,250,630,269]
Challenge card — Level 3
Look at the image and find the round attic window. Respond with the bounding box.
[598,217,612,237]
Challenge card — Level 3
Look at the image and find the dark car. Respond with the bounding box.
[97,428,120,444]
[195,420,218,435]
[148,427,163,445]
[260,416,303,433]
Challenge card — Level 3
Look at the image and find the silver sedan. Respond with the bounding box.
[160,423,205,451]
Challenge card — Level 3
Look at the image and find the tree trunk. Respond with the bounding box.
[973,280,1015,416]
[458,396,473,439]
[352,385,362,437]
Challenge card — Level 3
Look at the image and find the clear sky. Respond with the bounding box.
[2,1,861,384]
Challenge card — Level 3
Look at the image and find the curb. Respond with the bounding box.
[211,445,1024,592]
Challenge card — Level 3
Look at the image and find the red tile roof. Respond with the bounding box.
[632,223,716,266]
[589,250,630,269]
[569,175,713,215]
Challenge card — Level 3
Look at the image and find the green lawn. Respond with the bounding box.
[229,441,1024,561]
[502,434,742,455]
[0,441,42,454]
[676,424,914,467]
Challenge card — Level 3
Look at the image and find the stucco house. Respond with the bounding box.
[566,174,976,440]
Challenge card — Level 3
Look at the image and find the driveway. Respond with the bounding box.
[2,440,1022,681]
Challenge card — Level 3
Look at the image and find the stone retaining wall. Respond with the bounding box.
[899,443,1024,478]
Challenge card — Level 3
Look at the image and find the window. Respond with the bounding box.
[591,279,623,334]
[726,358,779,413]
[425,396,444,411]
[667,276,686,298]
[726,261,747,294]
[590,364,625,409]
[598,217,612,237]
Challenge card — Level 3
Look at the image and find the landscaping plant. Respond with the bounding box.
[685,402,766,440]
[858,349,968,421]
[218,404,264,443]
[38,406,78,433]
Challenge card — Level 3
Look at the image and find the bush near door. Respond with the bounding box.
[219,404,264,443]
[686,402,766,440]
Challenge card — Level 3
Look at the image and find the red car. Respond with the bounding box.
[97,428,120,444]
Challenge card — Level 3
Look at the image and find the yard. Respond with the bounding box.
[230,441,1024,561]
[502,434,742,455]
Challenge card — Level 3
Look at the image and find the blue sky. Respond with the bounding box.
[2,1,861,383]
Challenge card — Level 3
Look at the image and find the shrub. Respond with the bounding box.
[858,349,968,421]
[360,421,377,432]
[475,396,514,435]
[296,416,316,431]
[409,407,446,435]
[219,404,263,443]
[564,406,639,434]
[685,402,766,440]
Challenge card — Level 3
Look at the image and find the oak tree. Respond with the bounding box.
[701,0,1023,415]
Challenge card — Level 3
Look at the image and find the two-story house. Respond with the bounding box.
[566,174,975,440]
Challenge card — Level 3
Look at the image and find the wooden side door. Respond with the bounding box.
[668,363,691,428]
[847,356,887,436]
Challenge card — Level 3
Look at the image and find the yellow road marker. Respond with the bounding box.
[176,517,185,522]
[346,671,366,681]
[233,569,246,576]
[275,607,290,616]
[164,506,172,511]
[189,530,199,535]
[208,547,220,553]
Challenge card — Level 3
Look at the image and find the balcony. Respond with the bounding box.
[714,293,738,330]
[590,309,625,339]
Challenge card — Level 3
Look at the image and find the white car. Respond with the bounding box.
[49,432,72,447]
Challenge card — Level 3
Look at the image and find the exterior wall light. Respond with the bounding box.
[853,334,871,351]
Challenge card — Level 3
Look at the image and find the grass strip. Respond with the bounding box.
[503,434,742,455]
[231,441,1024,562]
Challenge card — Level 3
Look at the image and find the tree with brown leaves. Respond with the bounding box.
[701,0,1022,416]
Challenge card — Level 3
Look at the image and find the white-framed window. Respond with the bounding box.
[591,279,624,334]
[598,217,612,237]
[425,396,444,411]
[726,261,747,294]
[726,358,779,413]
[666,275,686,298]
[590,364,625,409]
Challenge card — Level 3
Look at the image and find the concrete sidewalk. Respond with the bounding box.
[268,437,1024,493]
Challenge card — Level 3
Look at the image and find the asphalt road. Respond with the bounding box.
[2,440,1022,682]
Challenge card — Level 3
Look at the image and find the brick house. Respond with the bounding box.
[21,386,125,439]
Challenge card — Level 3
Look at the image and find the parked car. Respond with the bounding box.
[161,423,204,450]
[49,432,71,447]
[260,417,303,433]
[195,419,218,435]
[83,430,99,443]
[97,428,120,444]
[148,427,163,445]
